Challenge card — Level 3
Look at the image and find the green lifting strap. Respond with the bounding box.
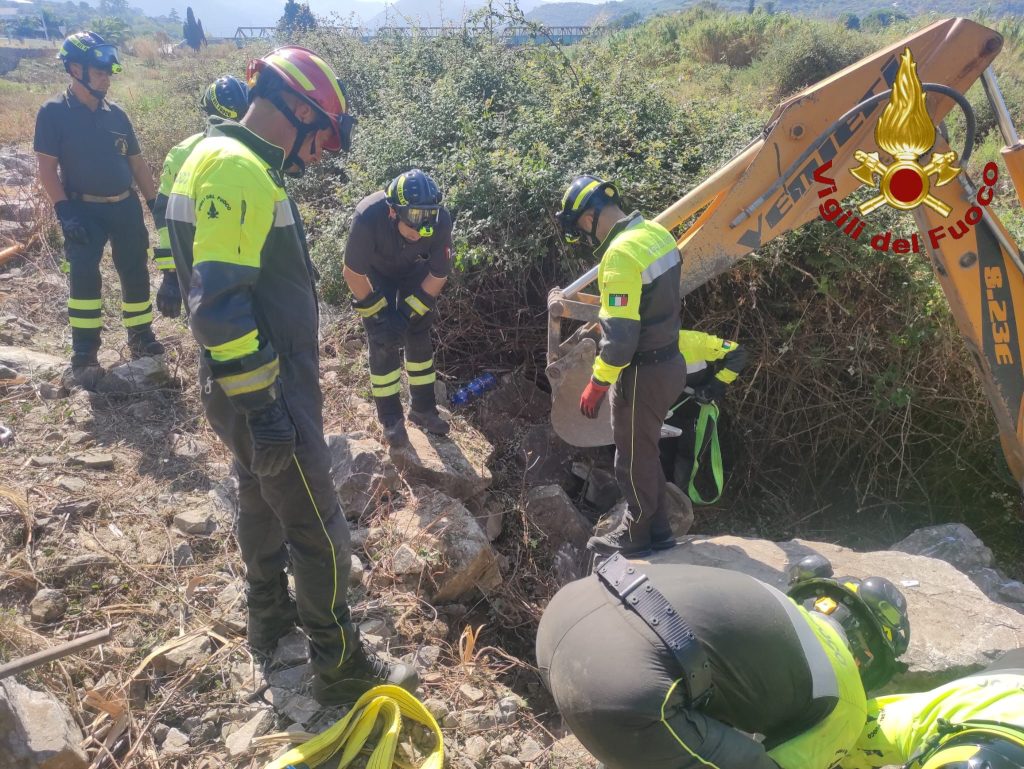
[688,402,724,505]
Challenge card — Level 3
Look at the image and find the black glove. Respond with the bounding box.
[694,378,727,404]
[146,198,156,215]
[246,398,296,477]
[54,200,88,245]
[156,271,182,318]
[399,287,437,322]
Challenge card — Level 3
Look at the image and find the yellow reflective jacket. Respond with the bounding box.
[152,131,204,272]
[593,213,682,384]
[678,329,750,385]
[166,117,318,408]
[839,671,1024,769]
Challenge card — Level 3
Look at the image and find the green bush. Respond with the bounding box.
[754,21,873,98]
[684,10,793,67]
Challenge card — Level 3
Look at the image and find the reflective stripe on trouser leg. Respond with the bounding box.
[405,356,436,412]
[65,225,105,352]
[121,299,154,328]
[610,356,687,542]
[105,195,152,315]
[199,359,355,675]
[68,297,104,330]
[365,320,403,423]
[405,318,436,412]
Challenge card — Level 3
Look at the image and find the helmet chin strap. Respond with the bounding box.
[265,88,321,178]
[71,67,107,102]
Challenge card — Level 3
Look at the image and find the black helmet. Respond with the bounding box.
[910,726,1024,769]
[58,31,122,74]
[386,169,442,235]
[788,555,910,691]
[555,174,620,246]
[201,76,249,119]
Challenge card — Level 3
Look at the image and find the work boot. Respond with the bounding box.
[69,351,104,391]
[408,408,450,436]
[127,327,165,358]
[312,640,420,707]
[587,520,677,558]
[382,418,410,448]
[246,573,300,658]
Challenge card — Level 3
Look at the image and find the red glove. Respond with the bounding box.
[579,378,610,419]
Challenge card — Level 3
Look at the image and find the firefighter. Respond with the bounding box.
[661,329,750,496]
[536,554,911,769]
[166,45,418,706]
[342,169,454,448]
[555,175,686,557]
[34,31,163,388]
[840,648,1024,769]
[150,75,249,319]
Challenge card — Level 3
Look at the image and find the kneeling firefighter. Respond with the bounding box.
[840,647,1024,769]
[536,553,911,769]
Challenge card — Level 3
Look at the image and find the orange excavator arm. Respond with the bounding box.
[548,17,1024,491]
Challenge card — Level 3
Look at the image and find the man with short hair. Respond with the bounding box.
[343,168,454,448]
[166,45,418,707]
[34,31,163,387]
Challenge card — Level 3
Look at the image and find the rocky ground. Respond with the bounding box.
[2,141,1024,769]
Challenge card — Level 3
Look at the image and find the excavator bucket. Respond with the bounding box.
[549,18,1016,474]
[547,335,615,446]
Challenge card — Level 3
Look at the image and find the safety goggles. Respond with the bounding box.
[90,44,123,74]
[315,109,355,153]
[398,205,440,227]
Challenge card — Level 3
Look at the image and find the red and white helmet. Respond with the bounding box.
[246,46,354,152]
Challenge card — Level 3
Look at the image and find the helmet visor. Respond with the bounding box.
[91,44,122,74]
[399,206,440,227]
[318,111,355,153]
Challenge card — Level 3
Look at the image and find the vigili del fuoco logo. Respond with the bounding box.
[815,48,999,254]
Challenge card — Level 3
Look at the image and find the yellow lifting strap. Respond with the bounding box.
[262,685,444,769]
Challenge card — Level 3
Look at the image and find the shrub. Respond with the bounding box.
[685,10,793,67]
[755,21,872,98]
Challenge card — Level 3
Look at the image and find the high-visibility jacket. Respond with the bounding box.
[593,212,682,384]
[152,131,204,272]
[839,671,1024,769]
[678,330,749,385]
[166,117,318,410]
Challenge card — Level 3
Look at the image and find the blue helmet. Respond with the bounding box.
[555,174,620,245]
[58,31,122,74]
[201,76,249,120]
[386,169,443,233]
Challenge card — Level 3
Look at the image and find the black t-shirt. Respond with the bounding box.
[34,88,141,197]
[343,190,453,281]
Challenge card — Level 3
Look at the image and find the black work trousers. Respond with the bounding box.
[363,272,437,424]
[64,195,152,354]
[536,574,780,769]
[610,354,687,544]
[200,349,355,677]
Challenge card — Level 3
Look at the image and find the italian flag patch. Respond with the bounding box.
[608,294,629,307]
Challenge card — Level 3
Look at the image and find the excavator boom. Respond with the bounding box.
[548,17,1024,492]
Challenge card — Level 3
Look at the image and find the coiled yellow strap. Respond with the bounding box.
[262,685,444,769]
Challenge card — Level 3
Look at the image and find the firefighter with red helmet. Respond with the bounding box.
[165,46,418,706]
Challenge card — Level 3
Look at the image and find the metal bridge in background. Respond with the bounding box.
[231,25,604,46]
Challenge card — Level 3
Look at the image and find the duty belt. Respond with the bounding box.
[633,342,681,366]
[596,553,713,707]
[69,190,130,203]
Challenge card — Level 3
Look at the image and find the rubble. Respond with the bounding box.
[525,485,593,550]
[392,423,494,502]
[389,487,502,603]
[29,588,67,624]
[327,433,401,519]
[97,357,170,393]
[0,679,88,769]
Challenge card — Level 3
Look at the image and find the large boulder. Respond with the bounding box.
[517,424,578,487]
[391,424,493,502]
[389,487,502,603]
[327,433,401,520]
[525,485,593,550]
[0,678,88,769]
[648,535,1024,687]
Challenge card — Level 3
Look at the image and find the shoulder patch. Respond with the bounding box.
[608,294,629,307]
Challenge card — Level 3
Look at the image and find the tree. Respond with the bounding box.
[169,7,180,22]
[747,0,755,14]
[277,0,317,34]
[183,6,206,51]
[839,12,859,30]
[99,0,130,20]
[90,15,130,44]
